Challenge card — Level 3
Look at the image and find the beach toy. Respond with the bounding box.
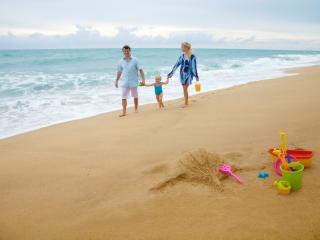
[274,155,298,176]
[286,154,295,171]
[273,148,281,156]
[287,149,313,168]
[280,153,289,171]
[219,164,243,184]
[280,131,287,154]
[269,148,314,167]
[273,180,291,195]
[280,162,304,190]
[279,132,290,170]
[258,172,269,179]
[195,82,201,92]
[268,133,314,168]
[287,154,292,163]
[274,158,282,176]
[269,148,280,162]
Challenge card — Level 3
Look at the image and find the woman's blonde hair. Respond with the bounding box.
[181,42,192,59]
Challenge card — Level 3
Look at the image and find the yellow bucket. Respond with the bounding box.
[195,82,201,92]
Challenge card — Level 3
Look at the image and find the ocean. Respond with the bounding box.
[1,48,320,139]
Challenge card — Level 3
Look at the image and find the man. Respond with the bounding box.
[115,45,145,117]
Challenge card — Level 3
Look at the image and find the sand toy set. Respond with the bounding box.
[217,131,313,195]
[269,132,313,195]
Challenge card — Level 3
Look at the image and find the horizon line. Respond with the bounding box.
[1,47,320,52]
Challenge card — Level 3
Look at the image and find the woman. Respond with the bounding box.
[167,42,199,107]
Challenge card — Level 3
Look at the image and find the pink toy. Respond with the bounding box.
[219,164,243,184]
[274,154,298,176]
[274,158,282,176]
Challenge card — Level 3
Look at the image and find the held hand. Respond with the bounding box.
[115,81,119,88]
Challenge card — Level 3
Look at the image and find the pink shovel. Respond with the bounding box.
[219,164,243,184]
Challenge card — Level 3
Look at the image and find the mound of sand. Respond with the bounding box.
[150,149,241,192]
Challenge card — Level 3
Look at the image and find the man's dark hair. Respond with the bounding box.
[122,45,131,50]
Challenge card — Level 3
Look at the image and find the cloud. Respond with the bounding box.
[0,25,319,50]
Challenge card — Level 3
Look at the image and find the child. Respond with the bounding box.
[145,75,169,109]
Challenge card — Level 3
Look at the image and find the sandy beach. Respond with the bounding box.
[1,66,320,240]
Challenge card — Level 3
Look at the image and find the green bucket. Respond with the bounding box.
[280,162,304,190]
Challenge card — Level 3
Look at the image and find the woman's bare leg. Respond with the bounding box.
[182,85,189,106]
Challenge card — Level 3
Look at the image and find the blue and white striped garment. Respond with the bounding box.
[167,54,199,85]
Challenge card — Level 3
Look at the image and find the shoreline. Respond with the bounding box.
[1,64,319,141]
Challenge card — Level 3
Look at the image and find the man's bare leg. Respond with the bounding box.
[120,99,127,117]
[134,97,138,112]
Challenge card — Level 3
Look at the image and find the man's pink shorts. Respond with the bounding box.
[121,87,138,99]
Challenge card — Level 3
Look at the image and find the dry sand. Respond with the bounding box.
[0,66,320,240]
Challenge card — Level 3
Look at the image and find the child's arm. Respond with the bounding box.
[144,82,155,87]
[161,79,169,85]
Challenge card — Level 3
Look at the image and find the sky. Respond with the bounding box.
[0,0,319,50]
